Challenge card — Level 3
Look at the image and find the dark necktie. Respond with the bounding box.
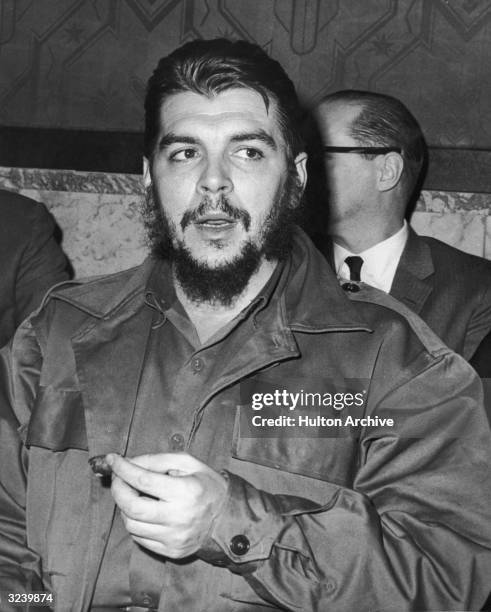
[345,256,363,281]
[342,256,364,293]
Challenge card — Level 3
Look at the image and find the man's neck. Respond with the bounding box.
[331,217,405,254]
[175,258,278,344]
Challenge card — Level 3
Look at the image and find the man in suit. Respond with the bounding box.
[313,90,491,360]
[0,189,70,346]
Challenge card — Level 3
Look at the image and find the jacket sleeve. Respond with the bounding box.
[0,322,46,600]
[198,351,491,611]
[464,264,491,361]
[14,202,70,329]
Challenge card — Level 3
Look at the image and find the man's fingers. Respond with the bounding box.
[109,455,186,501]
[108,452,204,473]
[122,516,198,558]
[107,452,228,559]
[121,513,186,540]
[111,475,169,523]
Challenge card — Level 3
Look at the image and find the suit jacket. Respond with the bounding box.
[0,190,70,347]
[313,228,491,360]
[390,228,491,360]
[470,330,491,377]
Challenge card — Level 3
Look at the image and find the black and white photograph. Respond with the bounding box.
[0,1,490,610]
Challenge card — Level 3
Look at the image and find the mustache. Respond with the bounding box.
[180,195,251,232]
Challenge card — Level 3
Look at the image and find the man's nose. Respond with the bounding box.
[197,157,233,195]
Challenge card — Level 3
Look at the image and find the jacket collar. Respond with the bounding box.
[50,228,371,334]
[390,227,434,314]
[282,228,371,332]
[49,258,157,320]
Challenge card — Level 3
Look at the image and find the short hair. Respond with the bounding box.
[320,90,427,199]
[144,38,304,160]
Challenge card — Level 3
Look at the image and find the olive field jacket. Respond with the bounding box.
[0,231,490,611]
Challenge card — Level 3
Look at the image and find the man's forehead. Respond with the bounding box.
[159,88,279,134]
[316,101,361,141]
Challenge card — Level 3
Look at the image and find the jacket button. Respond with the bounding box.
[230,534,250,556]
[192,357,204,372]
[169,432,185,451]
[341,282,360,293]
[141,592,155,607]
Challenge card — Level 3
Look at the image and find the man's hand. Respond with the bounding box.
[106,452,228,558]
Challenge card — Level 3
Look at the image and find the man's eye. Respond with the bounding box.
[235,147,264,161]
[169,148,198,161]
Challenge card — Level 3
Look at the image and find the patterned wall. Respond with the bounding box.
[2,165,489,276]
[1,0,491,148]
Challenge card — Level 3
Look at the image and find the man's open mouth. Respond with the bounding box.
[194,214,237,228]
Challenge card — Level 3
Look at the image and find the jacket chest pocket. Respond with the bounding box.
[230,406,360,503]
[25,385,87,451]
[230,373,367,496]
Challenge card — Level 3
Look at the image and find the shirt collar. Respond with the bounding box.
[142,230,371,334]
[333,221,408,293]
[144,256,285,348]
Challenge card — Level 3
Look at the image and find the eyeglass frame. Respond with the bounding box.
[323,145,402,155]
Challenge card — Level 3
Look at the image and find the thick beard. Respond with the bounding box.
[141,163,303,306]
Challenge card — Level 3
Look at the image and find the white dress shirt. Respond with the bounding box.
[334,222,409,293]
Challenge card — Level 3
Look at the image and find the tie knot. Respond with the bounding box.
[345,256,363,282]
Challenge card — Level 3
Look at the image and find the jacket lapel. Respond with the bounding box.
[390,228,434,314]
[71,297,155,611]
[73,305,154,458]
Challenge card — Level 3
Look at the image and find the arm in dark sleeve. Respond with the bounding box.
[464,263,491,361]
[198,353,491,611]
[0,325,45,599]
[470,330,491,378]
[470,330,491,425]
[14,202,70,327]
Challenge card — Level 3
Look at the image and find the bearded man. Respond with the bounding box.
[0,39,490,612]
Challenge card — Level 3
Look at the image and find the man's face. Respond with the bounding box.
[315,102,378,230]
[145,88,306,274]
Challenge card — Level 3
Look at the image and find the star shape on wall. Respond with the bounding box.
[64,23,85,44]
[368,33,395,56]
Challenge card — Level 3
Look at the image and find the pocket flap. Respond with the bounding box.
[26,385,87,451]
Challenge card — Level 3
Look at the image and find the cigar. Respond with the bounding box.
[89,455,113,477]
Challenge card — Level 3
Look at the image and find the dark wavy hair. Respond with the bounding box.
[320,90,427,200]
[144,38,304,160]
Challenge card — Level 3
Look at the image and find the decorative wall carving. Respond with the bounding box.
[1,0,490,148]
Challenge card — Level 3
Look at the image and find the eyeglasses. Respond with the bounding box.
[323,146,402,155]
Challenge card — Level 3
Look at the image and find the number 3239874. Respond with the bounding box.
[0,591,54,607]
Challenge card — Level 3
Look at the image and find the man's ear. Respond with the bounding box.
[377,152,404,192]
[294,152,308,194]
[143,157,151,189]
